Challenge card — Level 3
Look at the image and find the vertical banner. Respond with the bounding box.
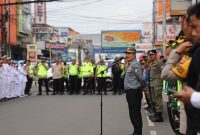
[27,44,37,63]
[34,1,46,24]
[157,0,171,21]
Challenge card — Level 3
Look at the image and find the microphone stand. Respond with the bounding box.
[87,58,124,135]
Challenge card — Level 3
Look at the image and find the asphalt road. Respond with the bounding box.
[0,87,175,135]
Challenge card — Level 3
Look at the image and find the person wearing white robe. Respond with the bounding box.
[10,64,18,98]
[1,61,11,99]
[18,63,27,97]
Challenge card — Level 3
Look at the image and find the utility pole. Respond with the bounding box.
[1,0,8,57]
[8,0,11,57]
[152,0,156,47]
[162,0,167,56]
[0,0,59,57]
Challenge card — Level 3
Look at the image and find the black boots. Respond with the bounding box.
[150,112,163,122]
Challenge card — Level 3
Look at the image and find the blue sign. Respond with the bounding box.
[94,47,127,53]
[61,32,68,37]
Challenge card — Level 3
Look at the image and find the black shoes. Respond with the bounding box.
[150,112,163,122]
[37,93,42,95]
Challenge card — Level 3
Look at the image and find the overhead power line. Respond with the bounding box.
[0,0,60,6]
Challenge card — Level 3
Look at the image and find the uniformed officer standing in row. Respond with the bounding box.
[68,58,78,95]
[82,59,94,95]
[96,59,107,95]
[77,61,83,94]
[147,49,164,122]
[62,61,69,93]
[37,58,49,95]
[52,59,63,95]
[24,60,34,96]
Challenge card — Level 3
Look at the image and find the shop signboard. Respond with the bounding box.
[45,42,65,49]
[34,1,46,24]
[101,30,141,48]
[27,44,37,63]
[135,43,153,51]
[32,27,54,34]
[170,0,192,16]
[157,25,181,42]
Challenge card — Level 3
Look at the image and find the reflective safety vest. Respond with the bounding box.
[177,80,182,112]
[120,63,125,77]
[29,65,35,78]
[69,64,78,76]
[82,62,93,77]
[78,66,83,78]
[97,65,107,77]
[37,63,48,78]
[62,65,69,78]
[162,80,168,95]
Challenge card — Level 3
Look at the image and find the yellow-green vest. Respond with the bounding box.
[78,66,83,78]
[29,65,34,78]
[120,63,125,77]
[82,62,93,77]
[177,80,182,112]
[69,64,78,76]
[97,65,107,77]
[62,65,69,78]
[37,63,48,78]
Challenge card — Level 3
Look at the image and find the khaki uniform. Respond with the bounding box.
[150,59,163,113]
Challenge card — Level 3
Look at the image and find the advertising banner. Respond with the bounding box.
[157,25,181,42]
[18,3,31,34]
[101,30,141,48]
[170,0,192,16]
[143,22,153,43]
[34,2,46,24]
[157,0,171,21]
[27,44,37,62]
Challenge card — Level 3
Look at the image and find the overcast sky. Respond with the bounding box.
[45,0,153,34]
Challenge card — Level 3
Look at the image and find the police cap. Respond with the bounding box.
[147,49,157,55]
[124,47,136,54]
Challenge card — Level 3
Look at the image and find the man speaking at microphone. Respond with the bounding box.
[124,47,144,135]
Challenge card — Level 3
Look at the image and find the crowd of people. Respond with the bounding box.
[0,3,200,135]
[0,55,126,100]
[124,3,200,135]
[37,57,125,96]
[0,58,33,101]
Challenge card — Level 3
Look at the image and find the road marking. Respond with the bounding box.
[147,115,155,127]
[145,111,155,127]
[150,130,157,135]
